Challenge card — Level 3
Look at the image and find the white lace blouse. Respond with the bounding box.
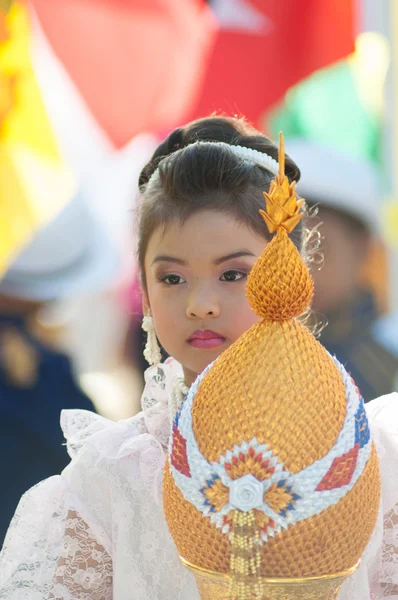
[0,358,397,599]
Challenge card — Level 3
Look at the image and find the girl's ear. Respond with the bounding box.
[142,291,150,317]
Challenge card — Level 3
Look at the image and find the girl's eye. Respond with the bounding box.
[160,274,185,285]
[220,270,247,282]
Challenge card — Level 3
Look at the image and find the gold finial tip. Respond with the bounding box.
[258,131,303,236]
[246,130,314,320]
[278,132,285,178]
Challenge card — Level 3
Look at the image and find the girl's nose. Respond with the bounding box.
[186,284,220,319]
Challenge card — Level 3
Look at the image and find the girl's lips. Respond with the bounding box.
[187,330,226,349]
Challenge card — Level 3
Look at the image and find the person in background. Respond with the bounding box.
[0,194,117,548]
[287,140,398,402]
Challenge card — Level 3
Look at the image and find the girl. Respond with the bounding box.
[0,116,397,599]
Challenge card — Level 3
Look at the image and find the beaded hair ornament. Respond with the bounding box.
[163,134,380,600]
[146,141,279,189]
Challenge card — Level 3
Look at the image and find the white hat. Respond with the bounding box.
[0,194,118,301]
[286,139,381,231]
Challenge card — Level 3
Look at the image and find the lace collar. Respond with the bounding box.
[142,358,186,447]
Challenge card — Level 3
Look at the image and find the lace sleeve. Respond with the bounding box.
[366,394,398,599]
[0,477,113,600]
[377,503,398,598]
[48,509,112,600]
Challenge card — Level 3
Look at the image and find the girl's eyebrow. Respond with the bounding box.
[152,250,256,267]
[151,255,187,266]
[213,250,256,265]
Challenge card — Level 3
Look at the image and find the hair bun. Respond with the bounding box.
[139,127,186,190]
[139,117,302,192]
[166,128,184,153]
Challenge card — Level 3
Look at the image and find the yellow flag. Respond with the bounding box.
[0,1,74,278]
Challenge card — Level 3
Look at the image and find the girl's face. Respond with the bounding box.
[144,209,267,384]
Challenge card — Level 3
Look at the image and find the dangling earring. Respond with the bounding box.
[142,313,162,366]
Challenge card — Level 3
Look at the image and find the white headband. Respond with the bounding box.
[146,141,279,188]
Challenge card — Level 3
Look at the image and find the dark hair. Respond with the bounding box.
[137,116,303,289]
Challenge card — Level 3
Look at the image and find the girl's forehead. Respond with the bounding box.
[145,211,266,262]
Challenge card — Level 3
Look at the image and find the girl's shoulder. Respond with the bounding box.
[366,392,398,470]
[366,392,398,511]
[60,357,183,462]
[366,392,398,432]
[53,357,184,540]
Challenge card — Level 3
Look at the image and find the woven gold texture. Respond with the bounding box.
[246,230,314,321]
[164,445,379,578]
[164,461,230,573]
[192,320,346,472]
[182,558,357,600]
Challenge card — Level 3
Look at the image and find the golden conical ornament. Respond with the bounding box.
[163,132,381,600]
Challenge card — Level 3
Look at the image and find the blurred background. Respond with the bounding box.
[0,0,397,545]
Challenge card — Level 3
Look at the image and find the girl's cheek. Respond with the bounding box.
[235,297,260,329]
[151,298,181,338]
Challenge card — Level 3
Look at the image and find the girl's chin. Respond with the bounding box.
[182,348,228,382]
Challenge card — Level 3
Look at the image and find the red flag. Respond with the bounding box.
[30,0,216,147]
[191,0,355,127]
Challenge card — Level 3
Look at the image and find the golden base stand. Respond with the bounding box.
[181,557,359,600]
